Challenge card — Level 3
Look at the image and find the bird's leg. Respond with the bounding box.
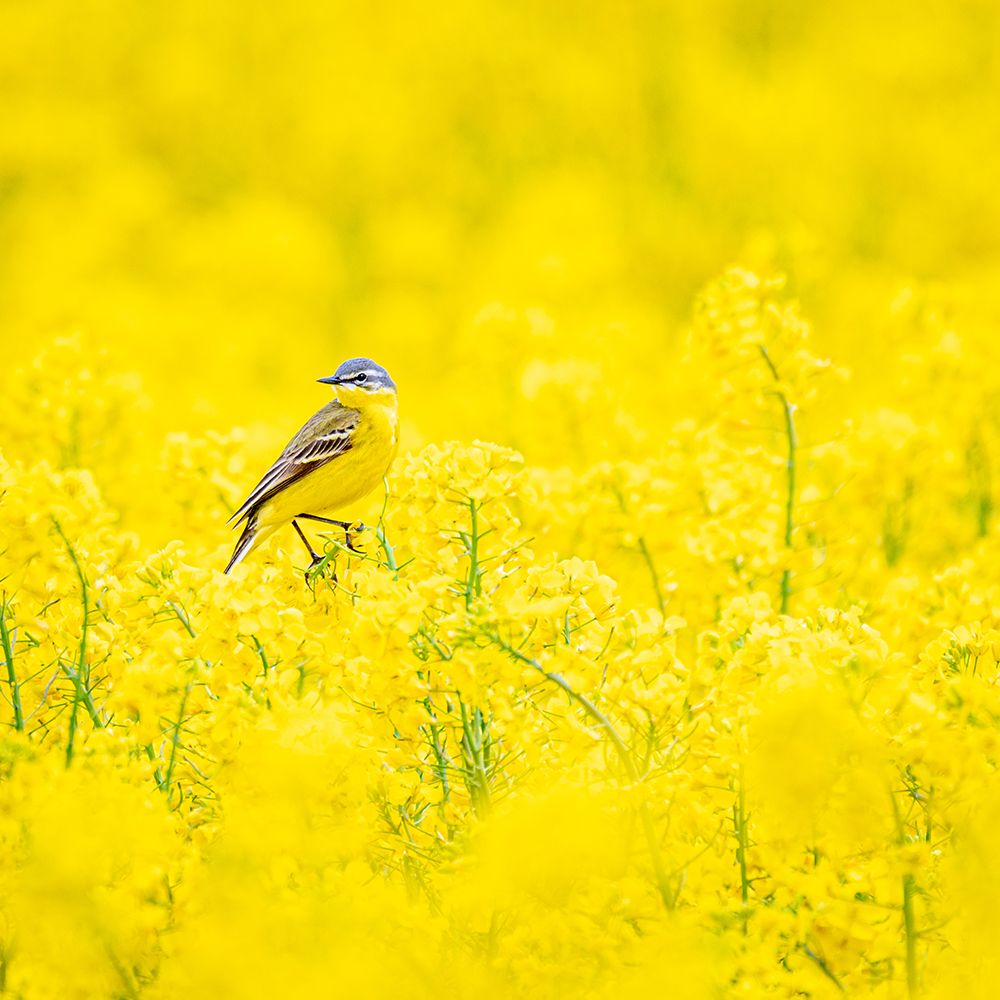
[292,519,323,569]
[295,514,366,553]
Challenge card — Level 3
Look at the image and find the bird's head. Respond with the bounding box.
[318,358,397,408]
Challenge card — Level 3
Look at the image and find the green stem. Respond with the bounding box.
[891,779,921,998]
[611,484,665,618]
[494,636,676,911]
[0,595,24,731]
[636,537,666,618]
[166,600,196,638]
[802,945,846,993]
[463,498,482,609]
[902,872,919,998]
[423,693,452,803]
[251,635,271,680]
[162,683,192,801]
[733,770,750,910]
[52,519,93,765]
[376,477,400,577]
[458,699,491,817]
[59,661,104,729]
[759,346,797,614]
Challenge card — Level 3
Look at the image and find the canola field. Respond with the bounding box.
[4,2,1000,996]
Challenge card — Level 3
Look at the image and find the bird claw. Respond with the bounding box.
[305,553,337,585]
[344,521,367,553]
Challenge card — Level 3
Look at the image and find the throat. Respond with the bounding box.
[360,397,399,446]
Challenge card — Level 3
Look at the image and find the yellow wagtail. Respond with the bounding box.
[224,358,399,575]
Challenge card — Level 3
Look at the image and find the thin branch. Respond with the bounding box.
[490,634,676,911]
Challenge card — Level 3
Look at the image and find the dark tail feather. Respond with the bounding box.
[224,516,257,574]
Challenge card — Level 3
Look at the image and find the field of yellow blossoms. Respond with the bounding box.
[4,1,1000,997]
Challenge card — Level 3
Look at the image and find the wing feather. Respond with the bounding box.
[228,401,358,526]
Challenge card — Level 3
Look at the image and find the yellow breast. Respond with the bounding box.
[257,396,398,530]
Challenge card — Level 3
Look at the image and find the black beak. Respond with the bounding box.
[317,375,341,385]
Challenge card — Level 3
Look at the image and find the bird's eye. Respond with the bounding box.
[355,372,368,383]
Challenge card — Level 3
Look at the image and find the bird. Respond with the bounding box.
[224,357,399,575]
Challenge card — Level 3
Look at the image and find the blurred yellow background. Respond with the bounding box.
[4,0,998,453]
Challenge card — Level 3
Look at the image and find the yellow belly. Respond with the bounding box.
[256,402,398,532]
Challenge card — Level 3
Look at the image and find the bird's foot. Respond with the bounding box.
[304,553,337,585]
[344,521,367,553]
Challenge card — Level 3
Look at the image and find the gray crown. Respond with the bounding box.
[318,357,396,392]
